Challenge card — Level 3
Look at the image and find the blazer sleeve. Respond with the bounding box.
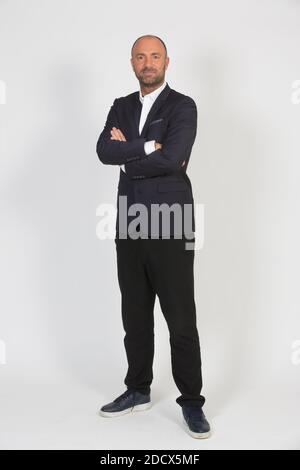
[124,97,197,179]
[96,98,148,165]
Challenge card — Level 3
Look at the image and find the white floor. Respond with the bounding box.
[0,369,299,450]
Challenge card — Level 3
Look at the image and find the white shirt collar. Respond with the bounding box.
[139,81,167,104]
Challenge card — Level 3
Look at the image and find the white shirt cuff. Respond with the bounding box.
[144,140,156,155]
[120,164,126,173]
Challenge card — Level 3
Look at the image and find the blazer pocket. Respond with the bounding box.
[157,181,188,192]
[149,118,164,126]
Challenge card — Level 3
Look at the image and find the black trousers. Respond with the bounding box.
[114,235,205,409]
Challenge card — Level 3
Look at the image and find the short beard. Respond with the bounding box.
[138,73,165,89]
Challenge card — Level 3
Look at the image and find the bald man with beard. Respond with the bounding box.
[96,34,211,439]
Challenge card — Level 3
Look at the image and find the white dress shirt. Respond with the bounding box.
[120,80,167,173]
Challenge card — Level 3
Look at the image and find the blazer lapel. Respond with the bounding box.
[132,98,142,136]
[130,82,171,138]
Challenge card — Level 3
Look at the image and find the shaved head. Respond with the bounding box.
[130,35,169,94]
[131,34,168,59]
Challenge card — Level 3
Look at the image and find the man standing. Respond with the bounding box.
[96,34,210,439]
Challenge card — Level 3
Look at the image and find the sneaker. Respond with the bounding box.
[99,389,151,418]
[182,405,211,439]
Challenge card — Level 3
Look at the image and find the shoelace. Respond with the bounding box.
[185,407,205,423]
[114,389,134,403]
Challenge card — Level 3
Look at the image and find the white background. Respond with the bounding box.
[0,0,300,450]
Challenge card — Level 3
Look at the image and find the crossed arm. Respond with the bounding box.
[96,98,148,165]
[96,96,197,179]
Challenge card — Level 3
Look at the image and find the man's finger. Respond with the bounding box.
[111,127,126,141]
[110,129,122,140]
[117,131,126,141]
[118,130,126,141]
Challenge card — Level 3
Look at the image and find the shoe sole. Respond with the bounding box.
[182,418,212,439]
[99,401,152,418]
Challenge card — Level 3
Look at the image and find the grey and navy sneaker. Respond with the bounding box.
[99,389,151,418]
[182,405,211,439]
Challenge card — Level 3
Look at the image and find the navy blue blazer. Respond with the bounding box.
[96,82,197,238]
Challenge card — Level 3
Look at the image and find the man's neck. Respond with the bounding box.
[140,80,165,97]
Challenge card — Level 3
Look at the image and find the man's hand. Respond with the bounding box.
[110,127,127,141]
[110,133,185,167]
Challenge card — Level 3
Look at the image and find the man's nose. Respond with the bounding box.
[144,58,154,67]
